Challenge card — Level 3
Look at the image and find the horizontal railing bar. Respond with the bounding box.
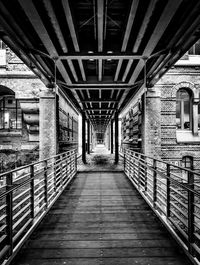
[13,195,31,211]
[170,201,188,219]
[168,217,188,240]
[0,214,6,222]
[0,224,7,233]
[13,219,32,243]
[13,203,31,221]
[13,210,31,230]
[0,245,10,260]
[0,149,76,178]
[0,235,7,244]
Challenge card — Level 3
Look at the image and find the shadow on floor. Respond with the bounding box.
[77,144,123,172]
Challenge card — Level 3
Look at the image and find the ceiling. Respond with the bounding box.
[0,0,200,132]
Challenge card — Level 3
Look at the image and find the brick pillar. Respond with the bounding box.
[39,90,58,160]
[142,87,161,158]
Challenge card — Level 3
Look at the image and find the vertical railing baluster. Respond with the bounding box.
[166,164,170,218]
[153,159,157,207]
[188,170,194,255]
[44,160,48,208]
[6,172,13,256]
[30,165,35,221]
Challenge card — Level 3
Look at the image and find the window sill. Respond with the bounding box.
[176,130,200,143]
[0,130,22,136]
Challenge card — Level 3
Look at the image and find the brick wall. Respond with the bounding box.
[158,66,200,172]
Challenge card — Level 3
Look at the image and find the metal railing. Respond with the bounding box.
[124,149,200,265]
[0,149,77,265]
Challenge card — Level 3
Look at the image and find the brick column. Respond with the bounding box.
[39,90,58,160]
[142,87,161,158]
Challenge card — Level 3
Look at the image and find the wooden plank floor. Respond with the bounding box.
[12,172,192,265]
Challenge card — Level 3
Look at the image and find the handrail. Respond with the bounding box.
[124,148,200,265]
[0,149,77,265]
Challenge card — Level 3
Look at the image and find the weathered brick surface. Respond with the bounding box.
[159,66,200,170]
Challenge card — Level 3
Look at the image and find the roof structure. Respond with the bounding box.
[0,0,200,131]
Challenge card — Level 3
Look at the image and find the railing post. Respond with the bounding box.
[6,172,13,256]
[133,153,135,179]
[188,170,194,255]
[70,151,72,176]
[44,160,48,207]
[124,149,126,172]
[138,154,141,189]
[166,164,170,218]
[30,165,35,220]
[75,151,77,173]
[60,154,64,187]
[153,159,157,207]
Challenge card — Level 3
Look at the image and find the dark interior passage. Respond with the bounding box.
[12,172,191,265]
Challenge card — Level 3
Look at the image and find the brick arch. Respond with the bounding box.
[180,152,194,158]
[173,81,197,98]
[0,85,15,96]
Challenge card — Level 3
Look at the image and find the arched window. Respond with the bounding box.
[182,156,193,170]
[0,87,22,130]
[176,88,192,130]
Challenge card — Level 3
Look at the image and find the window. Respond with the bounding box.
[182,156,193,170]
[0,40,6,50]
[188,39,200,55]
[0,96,22,130]
[182,156,193,182]
[176,89,191,130]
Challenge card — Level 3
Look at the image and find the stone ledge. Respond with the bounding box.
[176,130,200,143]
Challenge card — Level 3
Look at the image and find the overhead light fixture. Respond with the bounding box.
[107,51,113,61]
[88,51,94,61]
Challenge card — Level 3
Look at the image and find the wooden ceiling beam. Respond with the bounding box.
[67,59,78,82]
[121,0,139,52]
[148,1,200,82]
[82,99,117,103]
[0,2,53,81]
[114,59,123,82]
[133,0,158,53]
[97,0,104,52]
[59,54,145,60]
[114,0,139,82]
[98,59,103,81]
[71,83,131,88]
[128,0,183,85]
[122,59,133,82]
[85,108,115,111]
[43,0,68,53]
[97,0,104,83]
[61,0,86,82]
[18,0,72,85]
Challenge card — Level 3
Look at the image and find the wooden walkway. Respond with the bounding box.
[12,172,191,265]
